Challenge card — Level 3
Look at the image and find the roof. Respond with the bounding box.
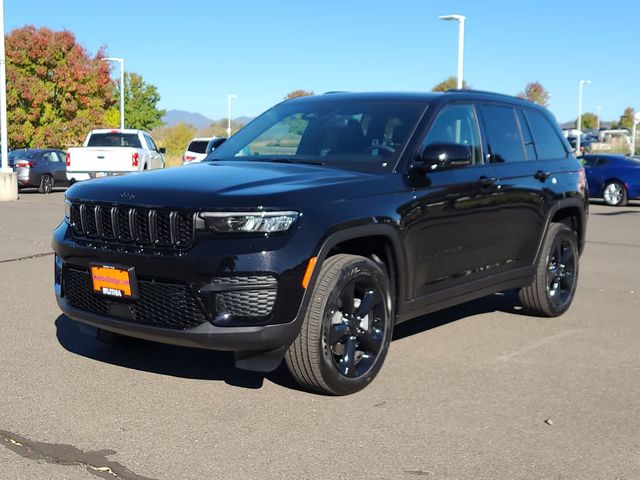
[90,129,148,134]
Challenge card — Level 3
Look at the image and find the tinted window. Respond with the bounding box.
[87,133,142,148]
[207,138,226,153]
[145,134,159,151]
[43,152,60,163]
[516,109,537,160]
[187,141,209,154]
[524,109,567,160]
[207,100,425,173]
[597,158,610,166]
[421,104,482,164]
[480,105,524,162]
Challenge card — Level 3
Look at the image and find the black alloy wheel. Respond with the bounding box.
[546,238,577,310]
[286,254,393,395]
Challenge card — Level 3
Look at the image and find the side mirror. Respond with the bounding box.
[415,142,472,172]
[159,147,167,154]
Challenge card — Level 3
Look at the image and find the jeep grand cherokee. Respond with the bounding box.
[53,91,588,395]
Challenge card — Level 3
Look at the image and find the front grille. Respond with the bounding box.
[69,202,195,250]
[63,268,207,329]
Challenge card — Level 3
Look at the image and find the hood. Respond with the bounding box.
[66,161,388,209]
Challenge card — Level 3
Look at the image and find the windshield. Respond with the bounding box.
[87,133,142,148]
[205,98,426,172]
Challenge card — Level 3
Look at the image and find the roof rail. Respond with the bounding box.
[323,91,349,95]
[446,89,521,100]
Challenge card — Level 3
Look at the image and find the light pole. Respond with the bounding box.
[577,79,591,153]
[103,57,125,129]
[0,0,17,201]
[597,105,602,131]
[631,111,640,156]
[226,94,237,138]
[439,14,466,89]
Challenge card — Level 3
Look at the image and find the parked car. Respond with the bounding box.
[568,135,596,153]
[582,154,640,206]
[66,129,165,183]
[9,149,70,193]
[53,91,587,395]
[182,137,226,165]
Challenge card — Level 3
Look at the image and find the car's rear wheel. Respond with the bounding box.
[518,223,579,317]
[285,254,393,395]
[603,181,627,206]
[38,174,54,194]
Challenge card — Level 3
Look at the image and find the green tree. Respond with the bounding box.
[431,76,470,92]
[199,118,246,138]
[6,26,115,148]
[578,112,598,130]
[618,107,635,130]
[517,81,550,107]
[151,122,197,159]
[106,72,165,130]
[285,89,314,99]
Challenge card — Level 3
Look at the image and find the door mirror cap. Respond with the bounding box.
[415,143,472,172]
[159,147,167,154]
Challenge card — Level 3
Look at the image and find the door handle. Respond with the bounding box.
[476,176,496,187]
[534,170,551,182]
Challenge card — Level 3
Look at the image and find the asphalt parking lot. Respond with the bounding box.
[1,191,639,480]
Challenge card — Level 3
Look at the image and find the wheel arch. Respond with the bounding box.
[541,198,587,257]
[308,225,408,320]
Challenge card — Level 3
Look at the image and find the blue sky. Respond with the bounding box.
[5,0,639,123]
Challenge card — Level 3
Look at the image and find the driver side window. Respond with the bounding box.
[421,104,482,165]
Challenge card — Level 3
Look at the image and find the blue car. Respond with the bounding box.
[583,154,640,206]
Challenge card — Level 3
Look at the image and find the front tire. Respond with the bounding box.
[285,254,393,395]
[518,223,579,317]
[602,181,627,206]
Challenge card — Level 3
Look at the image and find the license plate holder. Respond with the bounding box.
[90,265,138,300]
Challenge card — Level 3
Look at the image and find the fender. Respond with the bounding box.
[298,222,409,322]
[535,196,588,262]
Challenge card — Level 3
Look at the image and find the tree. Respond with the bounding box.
[6,26,115,148]
[151,122,197,159]
[618,107,635,130]
[106,72,165,130]
[199,118,246,138]
[431,77,470,92]
[517,81,550,107]
[577,112,598,130]
[285,89,314,99]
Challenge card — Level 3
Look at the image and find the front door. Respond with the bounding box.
[403,103,504,300]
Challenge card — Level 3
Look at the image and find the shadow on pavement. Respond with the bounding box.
[55,291,523,392]
[592,210,640,216]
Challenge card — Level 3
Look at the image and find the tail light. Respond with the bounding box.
[578,166,587,191]
[65,152,71,167]
[132,152,139,167]
[16,161,35,168]
[184,155,196,162]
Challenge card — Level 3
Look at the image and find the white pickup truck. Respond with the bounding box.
[66,129,165,183]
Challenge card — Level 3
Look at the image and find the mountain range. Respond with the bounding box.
[161,110,253,129]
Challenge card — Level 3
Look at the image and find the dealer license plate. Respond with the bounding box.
[90,265,137,299]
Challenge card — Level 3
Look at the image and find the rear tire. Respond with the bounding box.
[38,174,54,194]
[518,223,579,317]
[285,254,393,395]
[602,181,627,206]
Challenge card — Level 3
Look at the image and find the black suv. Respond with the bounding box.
[53,91,588,395]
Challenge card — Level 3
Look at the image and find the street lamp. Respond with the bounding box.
[439,14,466,89]
[0,0,17,201]
[631,111,640,156]
[103,57,125,129]
[577,79,591,153]
[226,94,238,138]
[597,105,602,131]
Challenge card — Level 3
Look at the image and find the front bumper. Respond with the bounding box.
[52,220,315,356]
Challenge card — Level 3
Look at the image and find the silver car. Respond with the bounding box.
[9,149,70,193]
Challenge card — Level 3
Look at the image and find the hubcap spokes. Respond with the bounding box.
[547,240,576,307]
[327,282,386,378]
[604,184,622,204]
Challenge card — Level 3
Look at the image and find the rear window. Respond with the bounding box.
[87,133,142,148]
[480,104,525,162]
[524,109,567,160]
[187,141,209,154]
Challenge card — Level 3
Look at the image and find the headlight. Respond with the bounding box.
[64,198,71,223]
[197,211,300,233]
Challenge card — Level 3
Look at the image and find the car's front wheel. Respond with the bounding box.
[285,254,393,395]
[38,174,54,194]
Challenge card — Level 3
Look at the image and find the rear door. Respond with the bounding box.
[143,133,163,169]
[42,151,67,185]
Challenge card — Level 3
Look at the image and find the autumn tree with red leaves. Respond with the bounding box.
[6,26,115,148]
